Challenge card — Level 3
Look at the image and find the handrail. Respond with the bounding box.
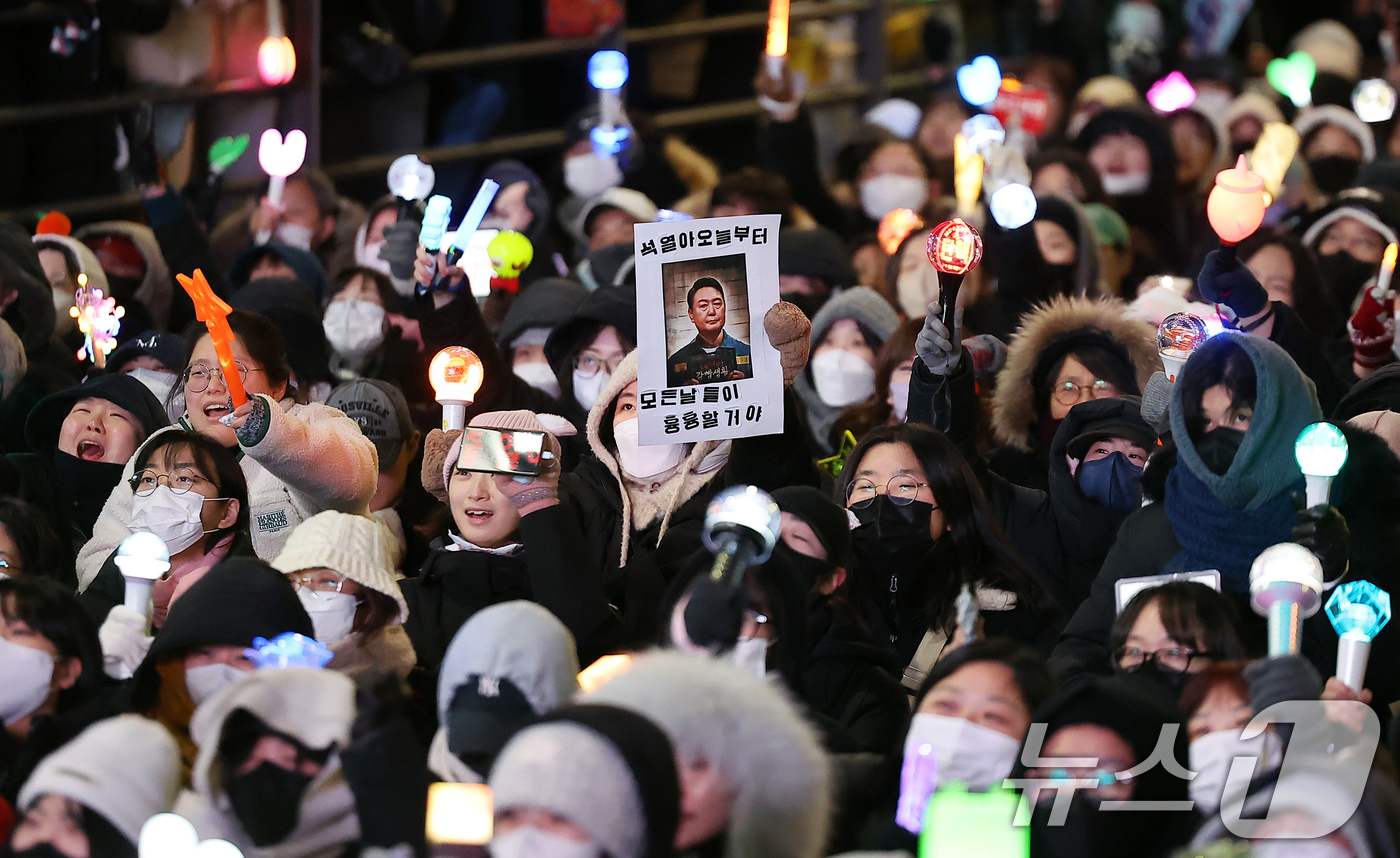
[0,77,289,128]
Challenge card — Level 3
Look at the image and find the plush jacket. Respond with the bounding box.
[326,626,417,680]
[76,397,378,589]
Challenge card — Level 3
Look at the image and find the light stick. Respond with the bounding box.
[1248,122,1300,205]
[447,179,500,263]
[588,51,632,157]
[255,128,307,244]
[1326,581,1391,692]
[1353,79,1398,124]
[257,0,295,85]
[577,653,634,692]
[926,218,983,332]
[878,209,925,255]
[956,56,1002,107]
[1250,542,1325,656]
[429,346,484,431]
[1206,155,1267,255]
[487,231,533,294]
[245,632,334,669]
[114,532,170,633]
[1379,243,1398,295]
[427,783,493,848]
[989,184,1036,230]
[140,813,245,858]
[1295,422,1349,507]
[176,269,248,408]
[919,783,1027,858]
[1156,312,1209,383]
[764,0,789,80]
[1266,51,1316,108]
[1146,70,1196,113]
[70,273,123,369]
[388,154,436,219]
[417,195,453,289]
[952,135,983,218]
[960,114,1006,153]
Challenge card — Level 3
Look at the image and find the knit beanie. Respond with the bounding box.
[271,510,408,624]
[18,716,181,845]
[1290,19,1362,80]
[1221,91,1286,131]
[1294,105,1376,164]
[809,286,900,352]
[439,410,577,497]
[770,485,854,571]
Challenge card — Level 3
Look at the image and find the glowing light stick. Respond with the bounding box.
[176,269,248,408]
[1156,312,1208,383]
[588,50,631,157]
[989,184,1036,230]
[897,736,938,833]
[114,532,170,633]
[956,56,1002,107]
[429,346,484,431]
[1206,155,1267,255]
[919,783,1028,858]
[258,0,295,85]
[879,208,925,255]
[1248,122,1300,205]
[1326,581,1391,692]
[1295,421,1349,508]
[926,218,983,332]
[953,135,983,218]
[255,128,307,244]
[1146,71,1196,113]
[388,154,435,221]
[70,273,123,368]
[141,813,245,858]
[1353,79,1398,124]
[764,0,789,79]
[487,230,533,294]
[960,114,1006,153]
[245,633,334,669]
[1250,542,1325,656]
[1267,51,1316,108]
[447,179,500,263]
[427,783,493,847]
[577,653,634,692]
[1380,244,1398,295]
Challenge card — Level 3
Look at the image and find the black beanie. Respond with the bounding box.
[1033,195,1081,246]
[771,485,854,571]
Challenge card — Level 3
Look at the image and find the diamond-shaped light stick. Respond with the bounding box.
[1326,581,1391,692]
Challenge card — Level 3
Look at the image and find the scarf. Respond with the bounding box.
[1163,464,1301,593]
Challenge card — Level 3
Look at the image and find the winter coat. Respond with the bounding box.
[988,295,1158,491]
[76,398,378,589]
[800,604,909,756]
[0,693,114,805]
[73,221,175,331]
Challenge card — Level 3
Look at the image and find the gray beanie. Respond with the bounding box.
[809,286,901,351]
[490,721,647,858]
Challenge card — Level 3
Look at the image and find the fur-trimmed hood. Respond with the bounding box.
[73,221,173,329]
[991,295,1158,451]
[585,351,726,563]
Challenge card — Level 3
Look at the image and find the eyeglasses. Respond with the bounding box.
[1113,645,1214,674]
[573,352,623,378]
[1053,378,1120,406]
[184,361,265,393]
[746,609,769,626]
[129,468,218,497]
[845,476,930,508]
[291,570,352,601]
[1044,768,1131,788]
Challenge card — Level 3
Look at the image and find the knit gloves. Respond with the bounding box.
[764,301,811,387]
[99,605,152,680]
[1198,249,1270,321]
[1348,280,1396,370]
[421,428,459,504]
[422,411,576,513]
[917,304,962,376]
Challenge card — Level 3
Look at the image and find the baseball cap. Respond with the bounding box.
[577,188,658,238]
[108,330,186,375]
[446,674,536,762]
[326,379,412,472]
[1065,398,1157,460]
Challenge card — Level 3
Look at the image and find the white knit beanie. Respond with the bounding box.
[272,510,409,624]
[1294,104,1376,164]
[18,716,181,845]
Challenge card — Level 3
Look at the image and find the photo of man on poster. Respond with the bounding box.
[667,276,752,386]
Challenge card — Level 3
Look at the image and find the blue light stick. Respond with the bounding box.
[245,632,334,670]
[448,179,501,259]
[588,50,630,157]
[419,194,452,254]
[1326,581,1392,691]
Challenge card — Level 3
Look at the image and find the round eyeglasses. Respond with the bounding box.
[184,361,265,393]
[845,476,930,508]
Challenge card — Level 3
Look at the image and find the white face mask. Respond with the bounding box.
[860,174,929,220]
[130,485,216,555]
[811,348,877,408]
[1100,170,1151,196]
[514,361,561,399]
[613,418,688,479]
[490,827,601,858]
[1188,727,1279,815]
[889,379,910,421]
[573,368,611,412]
[273,222,315,250]
[731,636,771,678]
[903,712,1021,794]
[564,153,624,200]
[357,240,394,277]
[323,299,387,361]
[185,662,246,707]
[127,367,178,405]
[0,636,55,725]
[297,588,360,645]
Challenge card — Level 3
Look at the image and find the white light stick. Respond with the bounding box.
[255,128,308,244]
[114,532,170,633]
[1250,542,1325,657]
[1295,422,1349,508]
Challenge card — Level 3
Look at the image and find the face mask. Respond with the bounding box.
[890,379,910,421]
[322,299,386,361]
[1317,251,1378,307]
[731,636,771,677]
[130,485,213,555]
[224,761,315,846]
[903,713,1022,791]
[564,153,623,199]
[1114,657,1191,697]
[1194,427,1245,476]
[860,174,929,220]
[127,367,177,404]
[356,240,394,277]
[851,496,935,553]
[490,826,601,858]
[573,368,610,412]
[297,588,360,645]
[514,360,561,399]
[613,418,687,479]
[0,636,55,725]
[772,542,833,595]
[1307,156,1362,195]
[273,222,314,250]
[811,348,877,408]
[1100,171,1152,196]
[185,662,246,707]
[1189,727,1277,814]
[1076,451,1143,512]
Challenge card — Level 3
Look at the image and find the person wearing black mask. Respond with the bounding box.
[1302,187,1400,310]
[1295,105,1375,200]
[1104,582,1246,696]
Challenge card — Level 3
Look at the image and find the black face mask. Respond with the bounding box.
[851,496,935,552]
[1317,250,1378,307]
[1,845,69,858]
[772,540,835,596]
[780,292,829,322]
[224,762,315,846]
[1193,427,1246,476]
[1113,657,1191,698]
[1307,156,1362,195]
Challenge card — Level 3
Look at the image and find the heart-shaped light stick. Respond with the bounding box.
[140,812,245,857]
[255,128,307,244]
[176,269,248,408]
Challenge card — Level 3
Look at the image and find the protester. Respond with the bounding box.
[0,498,72,589]
[795,287,902,455]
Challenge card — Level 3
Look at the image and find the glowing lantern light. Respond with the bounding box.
[427,783,493,846]
[1353,79,1398,124]
[577,653,635,693]
[1266,51,1316,108]
[429,346,484,431]
[989,183,1037,230]
[1326,581,1391,692]
[956,56,1002,107]
[1250,542,1325,656]
[1156,312,1208,383]
[1146,70,1197,113]
[926,218,983,332]
[878,208,925,255]
[588,50,632,157]
[1206,155,1266,246]
[1295,421,1349,507]
[258,35,296,85]
[1248,121,1300,206]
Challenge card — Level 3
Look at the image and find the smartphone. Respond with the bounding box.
[456,427,545,477]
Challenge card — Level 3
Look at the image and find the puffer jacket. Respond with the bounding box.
[76,396,378,589]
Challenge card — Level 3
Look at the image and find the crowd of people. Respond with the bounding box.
[5,4,1400,858]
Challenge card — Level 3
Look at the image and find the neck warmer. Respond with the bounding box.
[51,449,125,535]
[1163,463,1301,592]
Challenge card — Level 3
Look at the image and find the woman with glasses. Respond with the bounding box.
[836,423,1057,676]
[75,311,378,589]
[1105,582,1245,697]
[0,498,73,589]
[79,430,249,634]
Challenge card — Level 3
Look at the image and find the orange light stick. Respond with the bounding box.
[764,0,789,79]
[175,269,248,407]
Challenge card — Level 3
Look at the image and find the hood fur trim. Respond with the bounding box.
[991,295,1158,450]
[585,352,723,564]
